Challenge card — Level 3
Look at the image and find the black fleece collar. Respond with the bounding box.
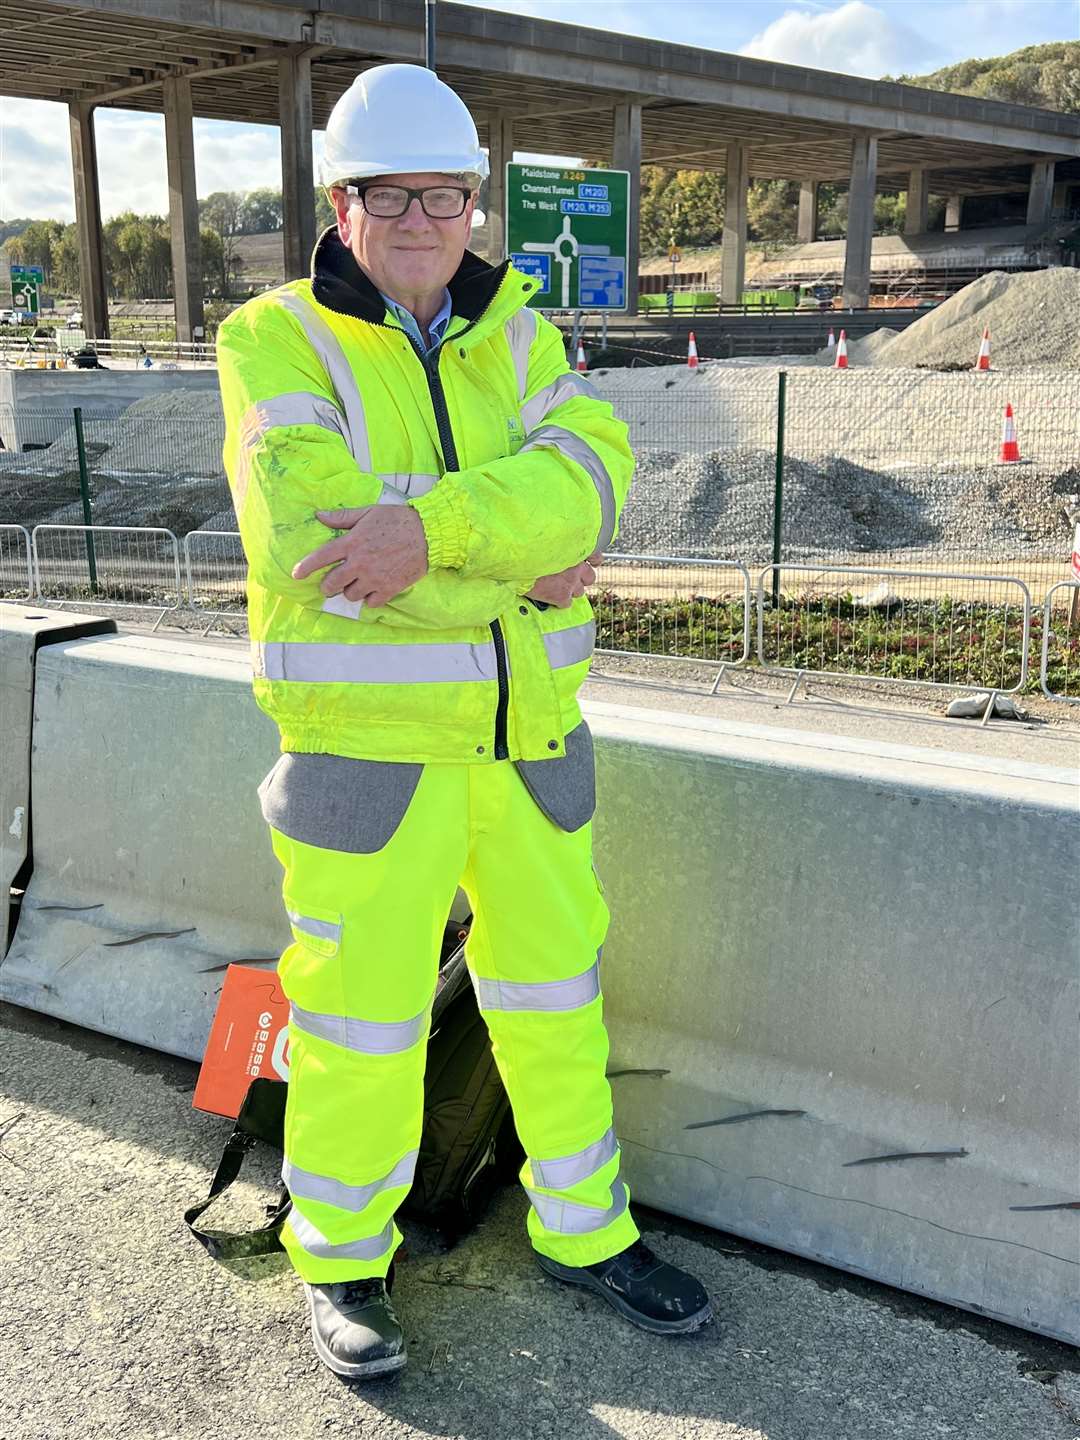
[309,226,510,325]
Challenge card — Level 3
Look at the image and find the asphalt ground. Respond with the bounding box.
[2,999,1077,1440]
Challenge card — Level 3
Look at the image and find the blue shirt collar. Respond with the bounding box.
[378,288,453,355]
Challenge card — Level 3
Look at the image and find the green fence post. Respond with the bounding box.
[771,370,786,608]
[73,406,98,592]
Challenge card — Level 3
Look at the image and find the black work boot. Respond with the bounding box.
[536,1239,712,1335]
[304,1271,406,1378]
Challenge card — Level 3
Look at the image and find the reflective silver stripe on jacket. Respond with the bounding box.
[239,391,348,443]
[276,291,372,470]
[286,1212,395,1262]
[520,423,617,551]
[256,638,501,684]
[286,909,342,945]
[520,373,596,433]
[472,957,600,1013]
[290,999,429,1054]
[525,1180,629,1234]
[542,620,595,670]
[505,307,538,400]
[530,1126,618,1191]
[282,1150,418,1213]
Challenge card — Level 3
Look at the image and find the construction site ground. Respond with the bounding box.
[3,650,1079,1440]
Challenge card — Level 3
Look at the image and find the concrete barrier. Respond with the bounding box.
[2,633,1077,1343]
[0,605,115,956]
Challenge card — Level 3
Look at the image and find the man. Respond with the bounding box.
[218,63,710,1380]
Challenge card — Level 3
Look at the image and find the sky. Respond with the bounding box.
[1,0,1076,221]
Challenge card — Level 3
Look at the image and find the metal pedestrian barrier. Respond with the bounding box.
[0,524,33,600]
[31,525,184,619]
[592,554,752,668]
[183,530,248,627]
[756,563,1032,698]
[1039,580,1080,704]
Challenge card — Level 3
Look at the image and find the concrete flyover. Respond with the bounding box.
[4,1,1080,335]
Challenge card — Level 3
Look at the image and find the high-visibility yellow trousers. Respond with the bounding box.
[266,757,639,1284]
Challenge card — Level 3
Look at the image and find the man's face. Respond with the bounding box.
[332,172,476,300]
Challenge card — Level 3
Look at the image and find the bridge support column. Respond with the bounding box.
[485,113,513,264]
[842,134,876,309]
[279,52,316,279]
[796,181,818,243]
[68,102,109,340]
[612,102,642,316]
[1027,160,1055,226]
[945,194,963,231]
[720,142,749,306]
[905,166,929,236]
[163,76,204,345]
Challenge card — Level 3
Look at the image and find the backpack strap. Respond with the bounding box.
[184,1077,291,1260]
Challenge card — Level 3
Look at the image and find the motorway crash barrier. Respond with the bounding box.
[1,632,1077,1345]
[0,604,115,957]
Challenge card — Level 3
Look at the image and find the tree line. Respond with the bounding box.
[1,188,335,300]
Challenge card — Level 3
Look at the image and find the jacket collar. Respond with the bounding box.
[310,226,510,328]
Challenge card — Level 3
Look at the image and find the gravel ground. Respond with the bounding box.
[3,999,1079,1440]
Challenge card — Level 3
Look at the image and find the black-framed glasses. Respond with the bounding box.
[346,183,471,219]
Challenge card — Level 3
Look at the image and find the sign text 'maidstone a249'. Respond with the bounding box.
[505,164,630,312]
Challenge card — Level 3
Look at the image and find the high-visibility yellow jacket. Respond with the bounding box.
[218,231,633,763]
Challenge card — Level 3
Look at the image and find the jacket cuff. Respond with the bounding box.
[409,485,469,570]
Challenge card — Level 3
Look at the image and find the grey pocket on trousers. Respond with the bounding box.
[258,753,423,853]
[514,721,596,832]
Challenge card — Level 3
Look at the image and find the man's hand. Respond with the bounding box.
[526,551,602,608]
[292,506,429,607]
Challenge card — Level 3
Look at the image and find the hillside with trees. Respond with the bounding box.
[888,42,1079,114]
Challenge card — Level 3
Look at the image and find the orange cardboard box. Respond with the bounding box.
[193,963,290,1119]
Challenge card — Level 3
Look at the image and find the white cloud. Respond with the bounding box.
[0,98,315,221]
[740,1,939,77]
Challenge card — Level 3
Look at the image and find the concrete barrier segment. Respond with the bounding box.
[586,699,1079,1346]
[1,637,1076,1342]
[0,604,116,958]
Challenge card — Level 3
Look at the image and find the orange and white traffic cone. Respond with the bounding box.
[999,402,1021,463]
[687,331,699,369]
[575,340,587,373]
[827,327,836,349]
[976,325,991,371]
[834,329,849,369]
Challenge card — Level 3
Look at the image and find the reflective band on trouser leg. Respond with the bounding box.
[462,762,639,1268]
[519,424,618,551]
[269,774,468,1283]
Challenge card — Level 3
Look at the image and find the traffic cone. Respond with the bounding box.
[687,331,699,369]
[575,340,587,372]
[827,327,836,348]
[975,325,991,371]
[834,329,848,369]
[999,403,1020,463]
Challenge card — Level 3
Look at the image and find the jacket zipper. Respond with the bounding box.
[409,335,510,761]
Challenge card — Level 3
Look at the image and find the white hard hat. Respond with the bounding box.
[320,63,489,190]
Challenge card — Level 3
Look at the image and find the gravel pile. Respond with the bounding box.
[807,269,1080,370]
